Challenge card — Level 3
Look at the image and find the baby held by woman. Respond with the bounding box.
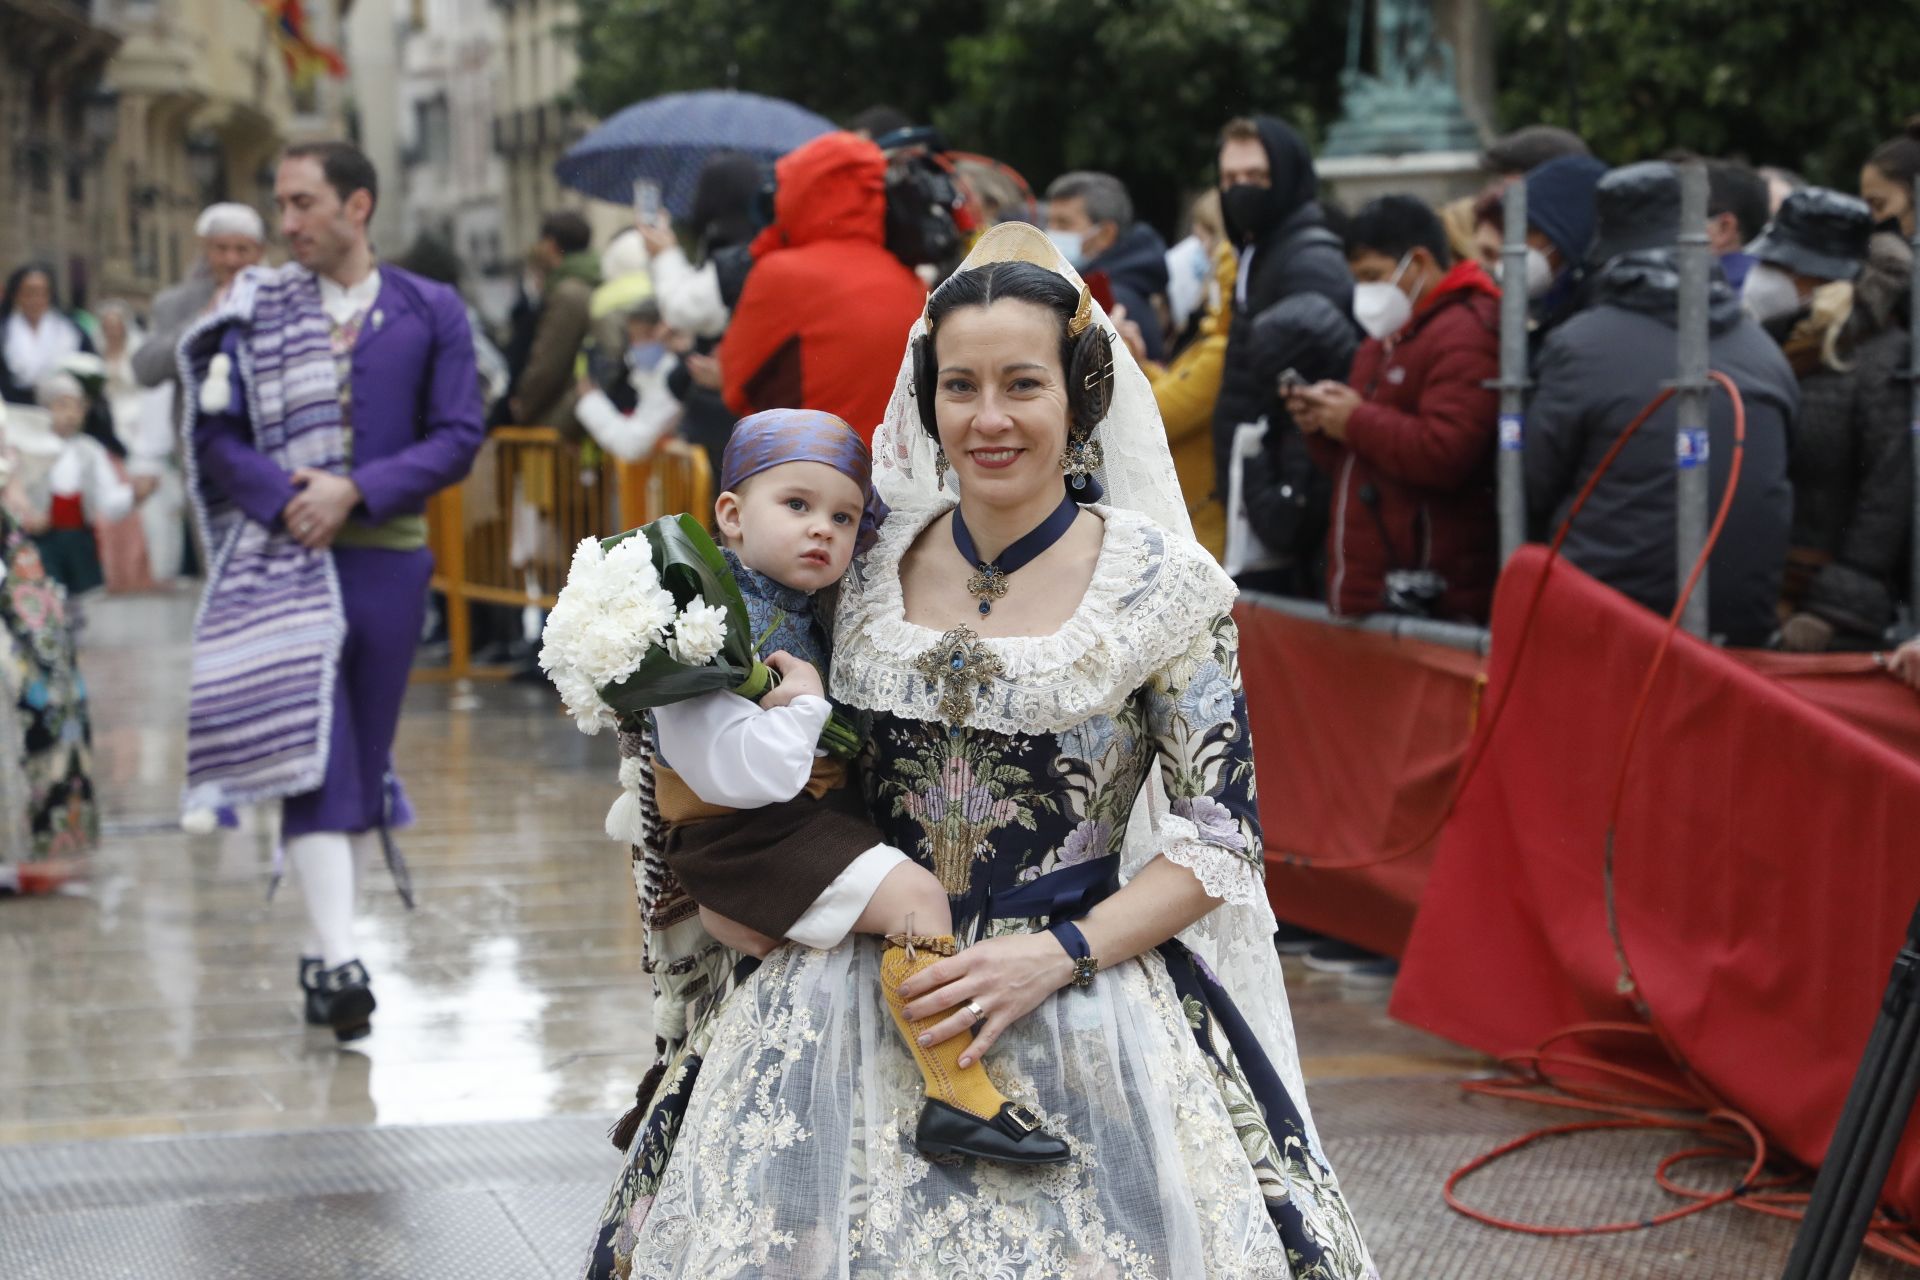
[647,407,1068,1165]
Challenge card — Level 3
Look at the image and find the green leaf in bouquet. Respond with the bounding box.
[598,641,738,718]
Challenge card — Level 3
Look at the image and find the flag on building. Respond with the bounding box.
[259,0,347,86]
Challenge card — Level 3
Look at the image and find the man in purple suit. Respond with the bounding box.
[181,141,484,1040]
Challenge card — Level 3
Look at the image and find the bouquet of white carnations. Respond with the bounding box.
[539,514,860,757]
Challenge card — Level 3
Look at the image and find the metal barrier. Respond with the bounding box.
[424,431,714,681]
[1240,589,1492,656]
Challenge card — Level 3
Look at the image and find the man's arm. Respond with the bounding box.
[192,331,297,528]
[132,281,208,387]
[1342,320,1500,490]
[351,289,486,521]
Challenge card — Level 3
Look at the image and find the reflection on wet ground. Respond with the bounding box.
[3,593,1887,1277]
[1,593,648,1144]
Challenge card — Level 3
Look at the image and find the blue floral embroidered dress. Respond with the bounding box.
[586,502,1375,1279]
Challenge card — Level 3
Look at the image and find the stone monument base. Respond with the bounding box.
[1316,150,1488,213]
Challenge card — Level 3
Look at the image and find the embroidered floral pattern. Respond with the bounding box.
[584,505,1377,1280]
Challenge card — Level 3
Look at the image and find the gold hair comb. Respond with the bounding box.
[1067,285,1094,337]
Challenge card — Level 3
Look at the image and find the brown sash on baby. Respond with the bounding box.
[653,756,849,826]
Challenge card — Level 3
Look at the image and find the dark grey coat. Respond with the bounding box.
[132,273,217,388]
[1524,251,1798,645]
[1785,316,1912,642]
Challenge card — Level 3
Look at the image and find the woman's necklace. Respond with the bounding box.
[950,493,1079,617]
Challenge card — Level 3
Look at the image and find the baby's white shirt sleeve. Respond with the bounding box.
[652,689,831,809]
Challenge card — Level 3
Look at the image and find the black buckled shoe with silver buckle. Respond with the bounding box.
[310,959,377,1043]
[914,1098,1071,1164]
[299,957,329,1027]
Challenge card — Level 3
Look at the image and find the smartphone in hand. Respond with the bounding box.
[633,179,662,225]
[1277,367,1307,395]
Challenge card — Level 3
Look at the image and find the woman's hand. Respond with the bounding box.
[699,905,778,958]
[897,932,1075,1069]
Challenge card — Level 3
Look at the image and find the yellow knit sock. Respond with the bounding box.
[881,934,1010,1122]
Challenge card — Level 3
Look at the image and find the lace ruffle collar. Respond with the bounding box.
[831,499,1237,736]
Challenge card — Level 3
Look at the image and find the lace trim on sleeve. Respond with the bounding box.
[1154,813,1265,909]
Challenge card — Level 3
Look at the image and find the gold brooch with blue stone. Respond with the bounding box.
[914,626,1005,723]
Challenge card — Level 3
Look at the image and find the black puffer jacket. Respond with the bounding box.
[1210,117,1352,506]
[1524,250,1797,645]
[1087,222,1172,361]
[1779,243,1913,643]
[1233,291,1360,595]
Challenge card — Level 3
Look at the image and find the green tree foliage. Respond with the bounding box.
[571,0,1348,231]
[1490,0,1917,185]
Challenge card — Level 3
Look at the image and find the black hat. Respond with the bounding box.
[1589,162,1682,265]
[1748,188,1873,282]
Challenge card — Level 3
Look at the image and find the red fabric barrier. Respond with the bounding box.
[1237,603,1484,957]
[1390,546,1920,1215]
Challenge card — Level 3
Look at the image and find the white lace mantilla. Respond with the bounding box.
[833,500,1238,740]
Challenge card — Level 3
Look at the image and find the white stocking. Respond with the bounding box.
[288,832,356,969]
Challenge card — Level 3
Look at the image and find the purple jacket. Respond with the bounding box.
[195,265,485,529]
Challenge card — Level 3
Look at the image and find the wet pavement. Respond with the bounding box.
[0,592,1905,1278]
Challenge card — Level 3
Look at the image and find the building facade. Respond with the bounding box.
[395,0,511,316]
[2,0,347,309]
[0,0,123,307]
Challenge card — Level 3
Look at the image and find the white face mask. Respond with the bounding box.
[1046,228,1088,270]
[1494,247,1556,299]
[1352,252,1417,340]
[1525,247,1555,299]
[1742,263,1802,323]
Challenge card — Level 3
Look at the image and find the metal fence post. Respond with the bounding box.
[1674,162,1713,639]
[1910,176,1920,631]
[1496,180,1531,566]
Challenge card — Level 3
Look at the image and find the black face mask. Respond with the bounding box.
[1221,182,1286,248]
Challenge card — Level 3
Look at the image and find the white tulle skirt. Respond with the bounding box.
[620,936,1302,1279]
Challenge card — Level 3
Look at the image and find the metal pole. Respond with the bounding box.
[1909,175,1920,632]
[1674,162,1712,639]
[1495,180,1531,567]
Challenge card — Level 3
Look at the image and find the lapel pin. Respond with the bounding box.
[373,309,384,329]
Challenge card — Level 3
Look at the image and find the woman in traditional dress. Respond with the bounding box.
[0,442,98,889]
[586,223,1375,1279]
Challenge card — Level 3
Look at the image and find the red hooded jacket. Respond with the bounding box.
[718,133,927,443]
[1311,259,1502,622]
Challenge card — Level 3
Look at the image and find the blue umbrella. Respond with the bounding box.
[555,89,837,219]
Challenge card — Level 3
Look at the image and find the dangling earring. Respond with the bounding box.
[1059,430,1103,492]
[933,448,950,489]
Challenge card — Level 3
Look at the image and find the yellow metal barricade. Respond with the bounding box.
[425,431,715,681]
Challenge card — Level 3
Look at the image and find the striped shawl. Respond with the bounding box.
[176,264,348,813]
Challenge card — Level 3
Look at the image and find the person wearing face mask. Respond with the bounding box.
[1861,117,1920,240]
[1518,153,1608,339]
[1209,116,1352,531]
[1283,195,1502,625]
[1746,189,1912,651]
[1706,160,1771,294]
[573,299,684,463]
[1524,162,1796,646]
[1043,171,1169,362]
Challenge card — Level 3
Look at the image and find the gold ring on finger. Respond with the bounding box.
[965,999,986,1028]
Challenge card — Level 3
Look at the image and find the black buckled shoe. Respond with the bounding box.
[914,1098,1071,1165]
[310,959,377,1043]
[299,957,329,1026]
